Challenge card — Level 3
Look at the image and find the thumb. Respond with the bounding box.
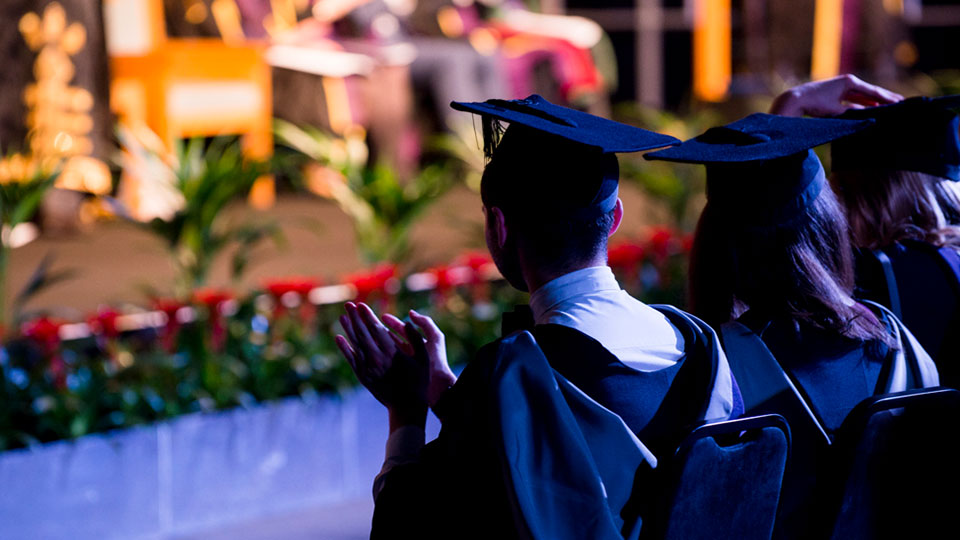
[409,310,445,344]
[404,322,429,363]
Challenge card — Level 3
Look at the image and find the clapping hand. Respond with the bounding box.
[770,74,904,118]
[335,303,457,430]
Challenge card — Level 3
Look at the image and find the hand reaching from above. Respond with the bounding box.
[770,74,904,118]
[336,302,429,430]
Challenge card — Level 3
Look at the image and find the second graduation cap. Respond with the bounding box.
[831,95,960,181]
[644,113,873,227]
[450,95,680,220]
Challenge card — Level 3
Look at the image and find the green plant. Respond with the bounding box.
[613,105,724,230]
[275,120,455,264]
[428,123,486,192]
[0,153,59,326]
[122,133,282,298]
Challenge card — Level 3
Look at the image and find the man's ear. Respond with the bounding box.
[491,206,509,248]
[609,198,623,237]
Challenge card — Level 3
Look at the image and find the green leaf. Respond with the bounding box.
[7,173,57,229]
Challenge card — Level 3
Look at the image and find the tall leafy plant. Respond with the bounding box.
[275,120,454,264]
[0,154,59,326]
[124,134,281,298]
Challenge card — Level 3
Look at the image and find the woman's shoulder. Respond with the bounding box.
[745,310,889,366]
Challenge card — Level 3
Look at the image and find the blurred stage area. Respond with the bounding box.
[7,183,666,317]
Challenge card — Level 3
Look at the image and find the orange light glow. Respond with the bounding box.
[693,0,731,102]
[811,0,844,80]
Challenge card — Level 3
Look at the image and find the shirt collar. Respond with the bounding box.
[529,266,621,323]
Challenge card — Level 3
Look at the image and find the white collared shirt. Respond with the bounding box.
[529,265,685,372]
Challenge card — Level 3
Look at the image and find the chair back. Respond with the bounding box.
[649,414,790,540]
[825,387,960,540]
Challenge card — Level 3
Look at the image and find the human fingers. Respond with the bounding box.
[383,312,408,335]
[336,334,358,367]
[358,302,398,353]
[346,303,387,370]
[404,322,429,361]
[336,334,356,359]
[337,334,374,387]
[409,310,455,390]
[383,313,415,355]
[409,310,446,345]
[339,313,359,347]
[409,310,448,365]
[843,75,903,104]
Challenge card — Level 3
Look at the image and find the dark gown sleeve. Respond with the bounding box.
[369,341,519,540]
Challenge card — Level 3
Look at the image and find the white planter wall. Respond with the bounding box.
[0,389,441,539]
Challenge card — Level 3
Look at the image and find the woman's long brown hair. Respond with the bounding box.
[832,169,960,250]
[689,185,892,344]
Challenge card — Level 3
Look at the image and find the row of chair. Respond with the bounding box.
[648,387,960,539]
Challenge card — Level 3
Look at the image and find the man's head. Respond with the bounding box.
[449,95,680,290]
[479,125,623,290]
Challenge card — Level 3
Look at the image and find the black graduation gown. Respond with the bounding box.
[855,240,960,386]
[721,308,936,540]
[372,307,736,539]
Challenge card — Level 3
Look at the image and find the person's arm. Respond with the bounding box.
[770,74,903,117]
[335,302,458,496]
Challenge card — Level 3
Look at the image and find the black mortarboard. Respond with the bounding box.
[644,113,873,227]
[831,95,960,180]
[450,95,680,220]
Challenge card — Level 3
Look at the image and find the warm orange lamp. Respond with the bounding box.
[693,0,731,103]
[811,0,844,80]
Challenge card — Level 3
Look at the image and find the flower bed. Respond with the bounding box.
[0,228,691,452]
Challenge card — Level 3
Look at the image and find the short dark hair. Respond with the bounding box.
[480,125,615,272]
[492,207,615,274]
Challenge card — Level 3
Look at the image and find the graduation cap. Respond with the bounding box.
[450,95,680,220]
[831,95,960,181]
[644,113,873,227]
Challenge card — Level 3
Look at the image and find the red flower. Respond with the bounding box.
[87,307,122,339]
[152,298,185,320]
[647,227,676,260]
[453,251,495,283]
[22,317,63,350]
[264,276,320,321]
[343,264,398,301]
[151,298,186,352]
[430,265,454,293]
[455,251,493,272]
[22,317,66,388]
[607,241,646,271]
[193,288,233,311]
[264,277,319,300]
[192,289,234,351]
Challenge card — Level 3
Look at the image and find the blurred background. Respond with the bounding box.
[0,1,958,538]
